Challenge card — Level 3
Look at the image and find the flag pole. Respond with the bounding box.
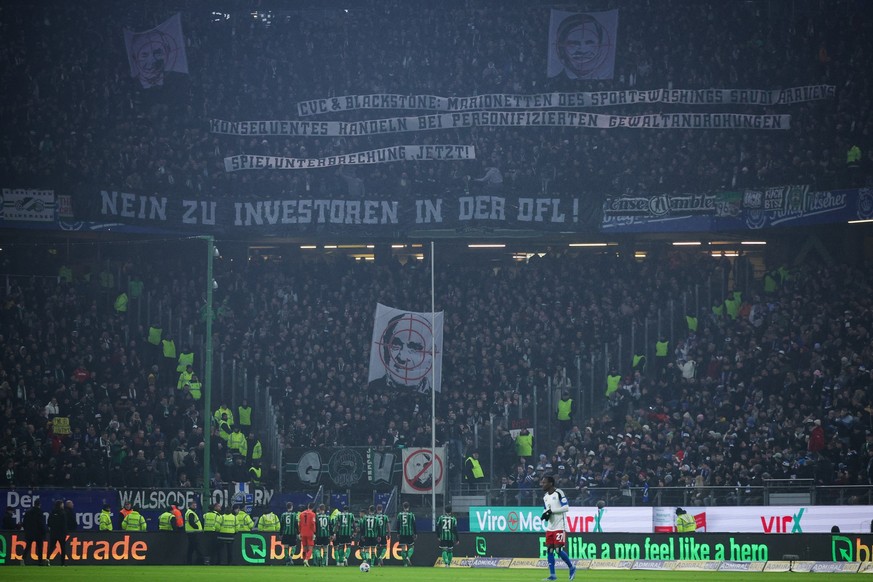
[430,240,436,532]
[198,235,214,509]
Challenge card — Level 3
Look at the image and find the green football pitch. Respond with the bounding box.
[6,566,852,581]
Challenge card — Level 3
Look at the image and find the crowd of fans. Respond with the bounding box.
[0,240,871,508]
[1,0,872,507]
[496,260,873,507]
[0,0,872,208]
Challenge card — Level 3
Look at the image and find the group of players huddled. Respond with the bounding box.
[276,501,457,567]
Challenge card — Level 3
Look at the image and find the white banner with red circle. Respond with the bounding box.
[402,447,446,495]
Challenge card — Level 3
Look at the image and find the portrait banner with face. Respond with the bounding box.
[548,9,618,80]
[369,303,444,393]
[124,13,189,89]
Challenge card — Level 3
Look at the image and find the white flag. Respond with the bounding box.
[368,303,443,393]
[401,447,446,494]
[547,9,618,80]
[124,13,189,89]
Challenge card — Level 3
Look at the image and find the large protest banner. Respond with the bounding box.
[282,447,400,490]
[57,186,873,236]
[83,189,600,234]
[295,86,835,115]
[224,145,475,172]
[213,113,790,139]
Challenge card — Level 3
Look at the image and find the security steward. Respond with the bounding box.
[202,502,223,565]
[464,450,485,489]
[216,506,237,565]
[99,504,113,531]
[185,500,205,565]
[235,504,255,532]
[121,505,147,531]
[556,391,575,439]
[159,507,178,531]
[259,509,280,533]
[675,507,697,532]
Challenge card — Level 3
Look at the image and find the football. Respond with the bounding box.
[360,562,371,572]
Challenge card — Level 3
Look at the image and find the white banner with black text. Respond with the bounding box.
[223,145,475,172]
[215,112,790,140]
[296,86,833,116]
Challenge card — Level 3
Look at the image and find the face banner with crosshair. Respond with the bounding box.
[368,303,443,394]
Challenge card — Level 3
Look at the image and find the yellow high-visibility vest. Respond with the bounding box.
[184,509,203,532]
[238,406,252,427]
[114,293,129,313]
[466,457,484,479]
[515,433,533,457]
[203,510,221,531]
[159,511,175,531]
[162,339,177,359]
[557,398,573,421]
[605,374,621,395]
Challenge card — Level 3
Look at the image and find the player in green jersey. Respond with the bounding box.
[359,505,379,564]
[279,502,299,565]
[332,505,356,566]
[314,503,333,566]
[437,506,459,567]
[395,501,417,566]
[374,504,391,566]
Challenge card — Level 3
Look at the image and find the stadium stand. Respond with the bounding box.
[0,0,872,510]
